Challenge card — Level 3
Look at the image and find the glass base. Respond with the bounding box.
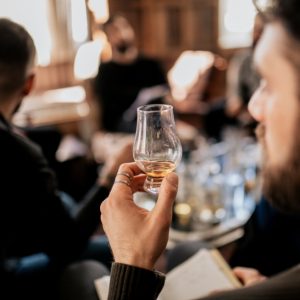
[143,176,163,196]
[134,192,156,211]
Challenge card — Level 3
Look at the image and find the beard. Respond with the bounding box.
[257,124,300,213]
[13,102,22,115]
[116,41,131,54]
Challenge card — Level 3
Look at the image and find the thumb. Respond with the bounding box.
[152,172,178,221]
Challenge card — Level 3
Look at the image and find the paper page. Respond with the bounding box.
[159,248,238,300]
[94,275,110,300]
[94,275,164,300]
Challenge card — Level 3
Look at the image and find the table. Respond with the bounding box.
[135,135,261,250]
[13,86,89,128]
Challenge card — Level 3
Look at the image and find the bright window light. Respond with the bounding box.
[74,40,104,80]
[0,0,52,66]
[71,0,89,43]
[219,0,257,49]
[88,0,109,23]
[168,51,215,102]
[43,86,86,104]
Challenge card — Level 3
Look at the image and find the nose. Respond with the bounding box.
[248,86,265,122]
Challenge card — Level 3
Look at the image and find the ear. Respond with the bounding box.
[22,73,35,96]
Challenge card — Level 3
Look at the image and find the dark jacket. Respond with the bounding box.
[94,55,167,132]
[0,114,109,290]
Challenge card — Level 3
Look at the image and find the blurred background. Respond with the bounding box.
[1,0,263,232]
[0,0,259,130]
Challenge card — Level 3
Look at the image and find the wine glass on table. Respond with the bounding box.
[133,104,182,196]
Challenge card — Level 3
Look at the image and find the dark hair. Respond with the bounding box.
[0,18,36,98]
[254,0,300,42]
[101,14,128,33]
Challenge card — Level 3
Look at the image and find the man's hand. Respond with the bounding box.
[98,139,133,187]
[233,267,267,286]
[100,162,178,270]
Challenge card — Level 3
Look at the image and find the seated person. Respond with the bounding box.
[93,14,168,133]
[0,19,131,300]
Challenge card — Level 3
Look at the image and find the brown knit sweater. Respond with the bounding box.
[108,263,300,300]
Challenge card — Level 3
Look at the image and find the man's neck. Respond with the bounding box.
[0,96,20,123]
[112,47,138,64]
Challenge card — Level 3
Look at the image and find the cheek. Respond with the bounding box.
[266,95,298,166]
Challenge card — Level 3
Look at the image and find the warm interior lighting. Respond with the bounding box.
[74,39,104,80]
[168,51,215,102]
[0,0,52,66]
[224,0,256,33]
[71,0,89,43]
[43,86,86,104]
[254,0,271,10]
[20,86,86,109]
[88,0,109,23]
[219,0,257,48]
[13,85,88,127]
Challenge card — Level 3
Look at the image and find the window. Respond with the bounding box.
[0,0,89,66]
[218,0,256,49]
[0,0,52,66]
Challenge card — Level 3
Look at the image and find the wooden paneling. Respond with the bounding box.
[33,62,77,92]
[108,0,221,70]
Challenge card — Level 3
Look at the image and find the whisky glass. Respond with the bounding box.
[133,104,182,195]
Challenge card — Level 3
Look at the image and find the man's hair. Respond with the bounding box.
[101,14,128,33]
[0,18,36,98]
[254,0,300,42]
[254,0,300,85]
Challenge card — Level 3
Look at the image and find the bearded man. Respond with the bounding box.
[63,1,300,299]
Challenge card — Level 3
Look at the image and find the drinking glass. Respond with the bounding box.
[133,104,182,195]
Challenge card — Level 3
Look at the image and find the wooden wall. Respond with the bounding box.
[33,0,237,99]
[108,0,224,71]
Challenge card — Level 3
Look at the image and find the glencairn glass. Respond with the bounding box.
[133,104,182,195]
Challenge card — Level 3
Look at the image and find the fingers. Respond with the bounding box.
[118,162,144,177]
[110,162,145,196]
[233,267,266,286]
[152,172,178,222]
[131,174,147,192]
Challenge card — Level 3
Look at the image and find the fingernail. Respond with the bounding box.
[166,172,178,188]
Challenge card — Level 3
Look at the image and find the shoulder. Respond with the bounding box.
[0,127,46,167]
[96,61,122,79]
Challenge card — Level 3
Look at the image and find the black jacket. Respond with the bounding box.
[0,114,109,288]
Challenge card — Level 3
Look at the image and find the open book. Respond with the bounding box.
[94,248,241,300]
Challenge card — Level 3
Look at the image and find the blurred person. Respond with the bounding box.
[99,0,300,298]
[64,0,300,299]
[93,14,167,133]
[225,13,264,128]
[0,18,133,300]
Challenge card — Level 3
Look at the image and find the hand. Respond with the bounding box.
[100,162,178,270]
[233,267,267,286]
[99,139,134,187]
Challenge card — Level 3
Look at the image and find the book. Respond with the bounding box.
[159,248,241,300]
[94,248,241,300]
